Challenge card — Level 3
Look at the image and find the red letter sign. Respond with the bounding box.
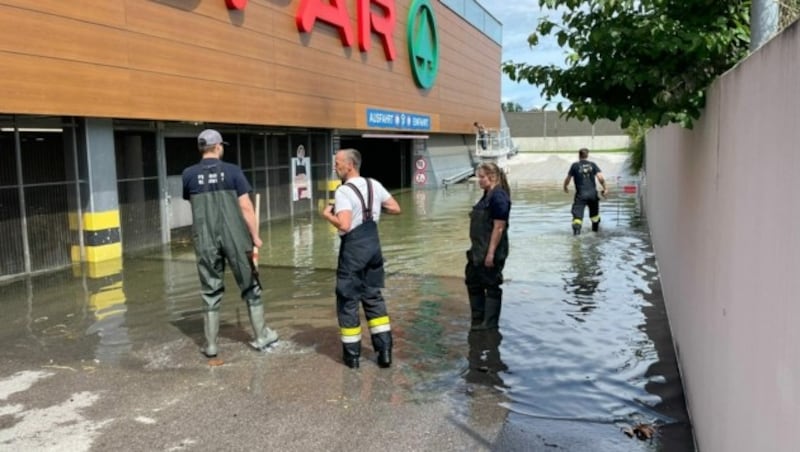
[296,0,355,47]
[358,0,396,61]
[225,0,247,10]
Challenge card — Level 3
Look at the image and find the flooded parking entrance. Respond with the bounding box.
[0,184,693,451]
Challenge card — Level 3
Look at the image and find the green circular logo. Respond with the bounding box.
[407,0,439,90]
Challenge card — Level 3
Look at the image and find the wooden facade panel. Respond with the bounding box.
[437,56,500,89]
[273,20,402,76]
[0,6,130,67]
[272,91,355,128]
[0,52,131,117]
[127,72,272,123]
[0,0,126,26]
[271,64,355,104]
[0,0,501,133]
[436,15,501,73]
[124,0,275,62]
[271,42,401,87]
[436,67,500,100]
[127,34,275,89]
[128,72,357,128]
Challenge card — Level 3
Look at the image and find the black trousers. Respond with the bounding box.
[336,222,392,354]
[571,193,600,223]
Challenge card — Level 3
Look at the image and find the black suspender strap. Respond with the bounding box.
[344,179,374,222]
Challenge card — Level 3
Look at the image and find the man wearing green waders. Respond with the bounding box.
[182,129,278,358]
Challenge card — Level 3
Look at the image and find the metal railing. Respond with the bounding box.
[441,167,475,187]
[475,127,514,158]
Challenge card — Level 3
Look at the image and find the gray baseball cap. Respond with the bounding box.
[197,129,229,148]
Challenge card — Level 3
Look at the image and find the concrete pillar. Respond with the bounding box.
[73,118,128,362]
[77,118,122,266]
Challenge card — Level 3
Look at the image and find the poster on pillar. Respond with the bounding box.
[291,145,312,201]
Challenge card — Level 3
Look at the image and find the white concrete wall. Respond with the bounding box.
[506,152,633,185]
[645,23,800,452]
[514,135,629,152]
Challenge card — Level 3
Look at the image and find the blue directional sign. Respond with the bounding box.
[366,108,431,130]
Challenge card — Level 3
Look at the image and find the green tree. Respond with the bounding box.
[501,101,524,112]
[626,120,647,175]
[502,0,751,128]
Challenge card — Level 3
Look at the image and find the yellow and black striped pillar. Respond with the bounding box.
[71,119,128,361]
[70,210,123,275]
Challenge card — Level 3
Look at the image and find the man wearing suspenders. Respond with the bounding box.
[321,148,402,369]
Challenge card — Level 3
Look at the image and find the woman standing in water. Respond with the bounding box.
[465,162,511,330]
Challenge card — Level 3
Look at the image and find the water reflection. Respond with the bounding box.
[0,184,692,449]
[463,329,507,389]
[0,266,134,365]
[562,236,603,322]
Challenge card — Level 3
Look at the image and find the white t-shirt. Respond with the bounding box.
[334,177,391,234]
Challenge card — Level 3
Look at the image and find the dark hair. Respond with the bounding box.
[476,162,511,197]
[579,148,589,159]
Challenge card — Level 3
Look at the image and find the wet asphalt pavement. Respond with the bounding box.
[0,178,694,451]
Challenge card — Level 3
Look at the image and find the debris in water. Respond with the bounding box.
[207,358,224,367]
[623,423,656,440]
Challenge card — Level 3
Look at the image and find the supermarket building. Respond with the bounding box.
[0,0,502,279]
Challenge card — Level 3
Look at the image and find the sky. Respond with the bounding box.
[482,2,568,111]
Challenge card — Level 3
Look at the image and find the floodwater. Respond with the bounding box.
[0,183,694,451]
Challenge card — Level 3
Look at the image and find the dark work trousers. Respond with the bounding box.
[571,192,600,226]
[336,220,392,359]
[465,251,505,328]
[466,193,508,330]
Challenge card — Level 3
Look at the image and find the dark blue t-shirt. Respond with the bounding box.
[569,160,601,194]
[478,188,511,221]
[182,158,251,200]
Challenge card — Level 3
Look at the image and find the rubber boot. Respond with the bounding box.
[468,292,486,329]
[591,219,600,232]
[343,342,361,369]
[372,332,393,368]
[473,297,501,330]
[572,223,581,235]
[201,310,220,358]
[247,304,278,351]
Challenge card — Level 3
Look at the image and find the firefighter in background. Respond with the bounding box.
[182,129,278,358]
[321,148,401,369]
[466,162,511,330]
[563,147,608,235]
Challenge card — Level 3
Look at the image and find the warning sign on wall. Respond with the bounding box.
[415,158,427,171]
[414,172,427,185]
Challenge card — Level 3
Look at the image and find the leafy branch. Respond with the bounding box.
[503,1,752,128]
